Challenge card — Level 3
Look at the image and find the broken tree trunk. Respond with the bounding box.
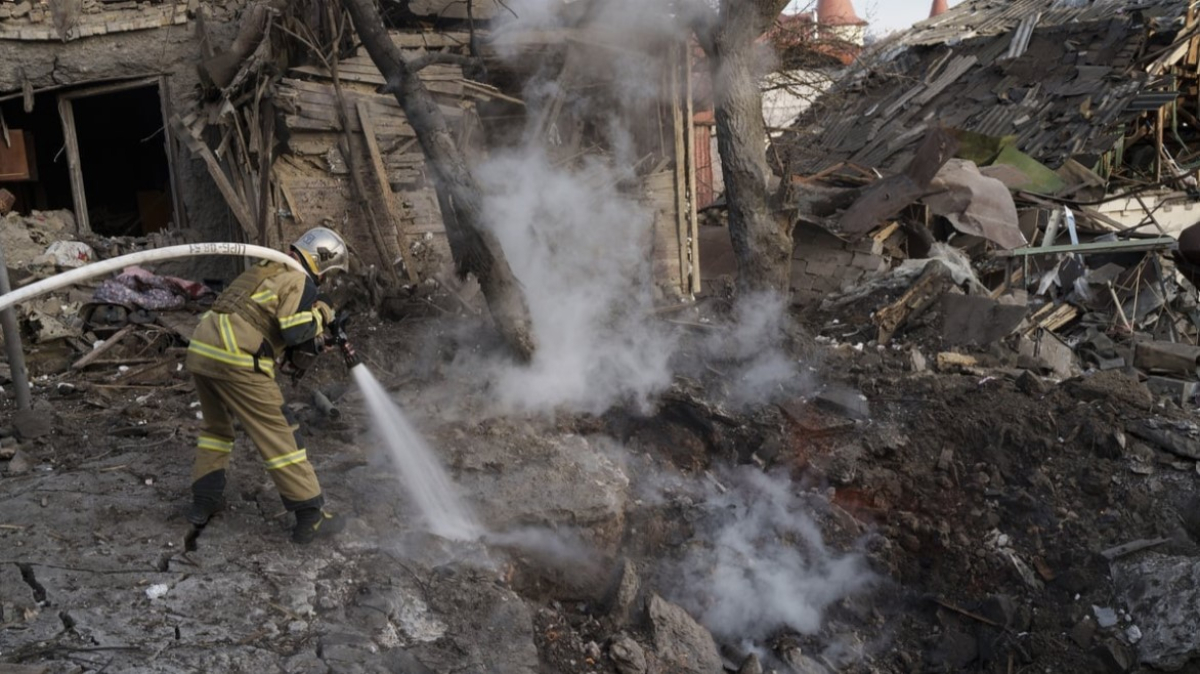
[703,0,793,295]
[198,1,270,90]
[341,0,535,361]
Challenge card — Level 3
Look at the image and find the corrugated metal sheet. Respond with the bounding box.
[1127,92,1181,111]
[693,123,715,209]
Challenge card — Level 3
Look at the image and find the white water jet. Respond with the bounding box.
[351,365,482,541]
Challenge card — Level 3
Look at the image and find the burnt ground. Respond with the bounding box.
[2,301,1200,674]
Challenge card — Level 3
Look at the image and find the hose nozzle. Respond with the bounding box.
[341,341,360,369]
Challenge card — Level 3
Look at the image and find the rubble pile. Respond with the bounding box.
[0,207,206,377]
[4,0,1200,673]
[5,297,1200,673]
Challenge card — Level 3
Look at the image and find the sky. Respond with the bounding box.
[857,0,965,32]
[785,0,965,34]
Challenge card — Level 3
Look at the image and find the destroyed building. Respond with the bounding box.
[11,2,1200,674]
[776,0,1200,306]
[0,0,703,298]
[0,0,211,238]
[183,0,702,298]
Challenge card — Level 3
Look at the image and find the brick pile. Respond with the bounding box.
[790,222,889,306]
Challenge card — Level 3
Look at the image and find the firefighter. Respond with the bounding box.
[185,227,349,544]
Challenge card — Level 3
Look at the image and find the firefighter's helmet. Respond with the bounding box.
[291,227,348,278]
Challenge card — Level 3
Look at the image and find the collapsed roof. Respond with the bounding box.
[780,0,1195,178]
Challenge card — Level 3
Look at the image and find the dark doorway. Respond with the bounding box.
[70,84,174,236]
[0,78,180,237]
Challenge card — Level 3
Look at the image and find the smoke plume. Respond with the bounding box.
[695,291,814,408]
[478,148,676,414]
[450,0,815,416]
[664,467,876,643]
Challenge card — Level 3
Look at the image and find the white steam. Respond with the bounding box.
[478,149,675,414]
[667,467,876,643]
[698,292,812,407]
[440,0,811,417]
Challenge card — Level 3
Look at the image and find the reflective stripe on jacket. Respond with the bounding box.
[186,261,324,382]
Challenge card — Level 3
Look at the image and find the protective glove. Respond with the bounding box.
[312,300,335,329]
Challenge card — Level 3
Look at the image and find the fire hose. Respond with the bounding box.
[0,243,306,313]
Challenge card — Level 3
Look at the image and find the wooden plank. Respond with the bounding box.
[682,42,699,296]
[460,79,525,106]
[283,79,402,108]
[875,261,956,343]
[283,113,416,136]
[333,59,462,81]
[58,76,161,101]
[406,0,503,19]
[256,98,275,246]
[279,176,305,225]
[395,189,445,234]
[57,96,91,235]
[286,70,463,99]
[383,152,427,167]
[386,168,423,185]
[71,324,135,370]
[1021,303,1079,337]
[995,237,1176,258]
[390,31,472,49]
[168,115,257,239]
[358,101,419,283]
[291,65,386,86]
[669,45,688,294]
[290,62,462,82]
[286,133,338,155]
[157,76,187,231]
[280,86,464,120]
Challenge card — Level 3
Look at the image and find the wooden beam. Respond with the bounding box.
[56,96,91,235]
[357,101,417,283]
[683,42,700,296]
[58,76,162,101]
[168,114,258,239]
[669,44,689,294]
[995,237,1176,257]
[71,324,136,370]
[279,176,305,225]
[875,260,955,343]
[157,76,188,231]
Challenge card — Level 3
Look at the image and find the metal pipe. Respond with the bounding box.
[0,242,305,314]
[0,239,31,410]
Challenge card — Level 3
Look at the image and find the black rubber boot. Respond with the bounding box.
[186,495,226,527]
[292,508,346,544]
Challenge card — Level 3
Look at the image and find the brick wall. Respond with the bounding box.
[790,222,889,306]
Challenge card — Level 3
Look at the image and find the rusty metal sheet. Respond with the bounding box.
[923,159,1027,250]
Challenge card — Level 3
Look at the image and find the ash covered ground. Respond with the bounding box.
[3,290,1200,674]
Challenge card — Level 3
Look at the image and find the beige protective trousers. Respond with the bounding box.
[191,372,323,510]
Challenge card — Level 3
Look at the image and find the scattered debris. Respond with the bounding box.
[1115,554,1200,670]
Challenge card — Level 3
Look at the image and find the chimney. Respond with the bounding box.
[930,0,949,17]
[816,0,863,26]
